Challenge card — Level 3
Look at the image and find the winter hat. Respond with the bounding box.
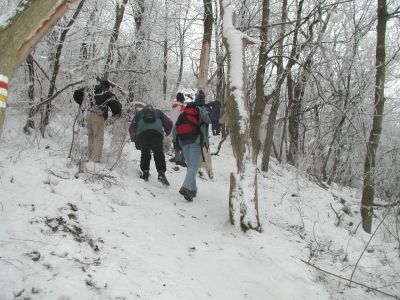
[195,90,205,106]
[176,92,185,103]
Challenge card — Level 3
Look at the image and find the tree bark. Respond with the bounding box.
[197,0,214,93]
[0,0,80,138]
[361,0,387,234]
[23,54,36,134]
[41,0,85,136]
[104,0,129,80]
[128,0,145,102]
[162,0,168,101]
[220,0,261,232]
[250,0,270,161]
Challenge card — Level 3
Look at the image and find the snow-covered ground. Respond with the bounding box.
[0,108,399,300]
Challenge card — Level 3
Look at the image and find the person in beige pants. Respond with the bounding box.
[86,111,106,162]
[86,80,122,162]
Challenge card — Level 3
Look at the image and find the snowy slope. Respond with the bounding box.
[0,108,399,300]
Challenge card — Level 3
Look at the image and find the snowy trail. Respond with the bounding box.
[2,119,396,300]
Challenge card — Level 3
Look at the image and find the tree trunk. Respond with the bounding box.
[162,0,168,101]
[250,0,270,161]
[197,0,213,93]
[41,0,85,136]
[0,0,80,138]
[128,0,145,102]
[23,54,36,134]
[287,58,310,166]
[171,2,190,99]
[361,0,387,234]
[220,0,261,232]
[104,0,129,79]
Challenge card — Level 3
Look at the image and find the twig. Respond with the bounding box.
[212,133,229,156]
[8,237,46,244]
[300,259,400,300]
[0,257,23,272]
[329,203,341,226]
[349,207,392,284]
[48,169,70,180]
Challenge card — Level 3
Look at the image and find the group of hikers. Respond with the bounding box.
[74,79,223,202]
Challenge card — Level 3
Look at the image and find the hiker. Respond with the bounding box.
[86,80,122,162]
[173,90,211,201]
[170,92,186,167]
[129,104,173,186]
[206,100,222,135]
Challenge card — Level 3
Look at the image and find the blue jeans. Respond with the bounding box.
[175,149,185,163]
[181,143,202,192]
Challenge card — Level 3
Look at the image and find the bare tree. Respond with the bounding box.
[361,0,388,233]
[40,0,86,136]
[220,0,261,232]
[104,0,129,80]
[197,0,214,92]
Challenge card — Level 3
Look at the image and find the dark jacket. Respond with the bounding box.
[89,83,122,120]
[129,107,173,143]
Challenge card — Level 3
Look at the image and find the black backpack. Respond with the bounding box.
[142,108,157,122]
[73,87,85,106]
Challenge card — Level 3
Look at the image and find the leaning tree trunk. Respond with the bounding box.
[220,0,261,232]
[197,0,213,93]
[361,0,388,234]
[0,0,80,138]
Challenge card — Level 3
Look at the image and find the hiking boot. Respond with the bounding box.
[191,190,197,198]
[179,187,193,201]
[158,172,170,186]
[140,170,150,181]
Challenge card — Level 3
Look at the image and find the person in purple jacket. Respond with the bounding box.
[129,104,173,186]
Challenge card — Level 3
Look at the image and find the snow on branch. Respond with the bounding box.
[222,0,260,133]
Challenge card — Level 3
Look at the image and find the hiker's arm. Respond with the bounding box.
[160,112,173,136]
[129,114,139,142]
[199,107,211,124]
[108,95,122,116]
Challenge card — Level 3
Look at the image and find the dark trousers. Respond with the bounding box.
[137,130,166,173]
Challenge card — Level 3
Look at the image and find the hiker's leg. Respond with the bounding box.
[139,134,152,172]
[181,143,201,191]
[151,133,166,173]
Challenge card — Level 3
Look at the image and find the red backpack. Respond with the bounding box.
[176,107,201,138]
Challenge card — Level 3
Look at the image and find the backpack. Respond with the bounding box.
[176,107,201,138]
[73,87,85,106]
[142,108,157,122]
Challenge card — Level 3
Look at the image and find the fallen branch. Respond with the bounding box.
[300,259,400,300]
[349,207,392,284]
